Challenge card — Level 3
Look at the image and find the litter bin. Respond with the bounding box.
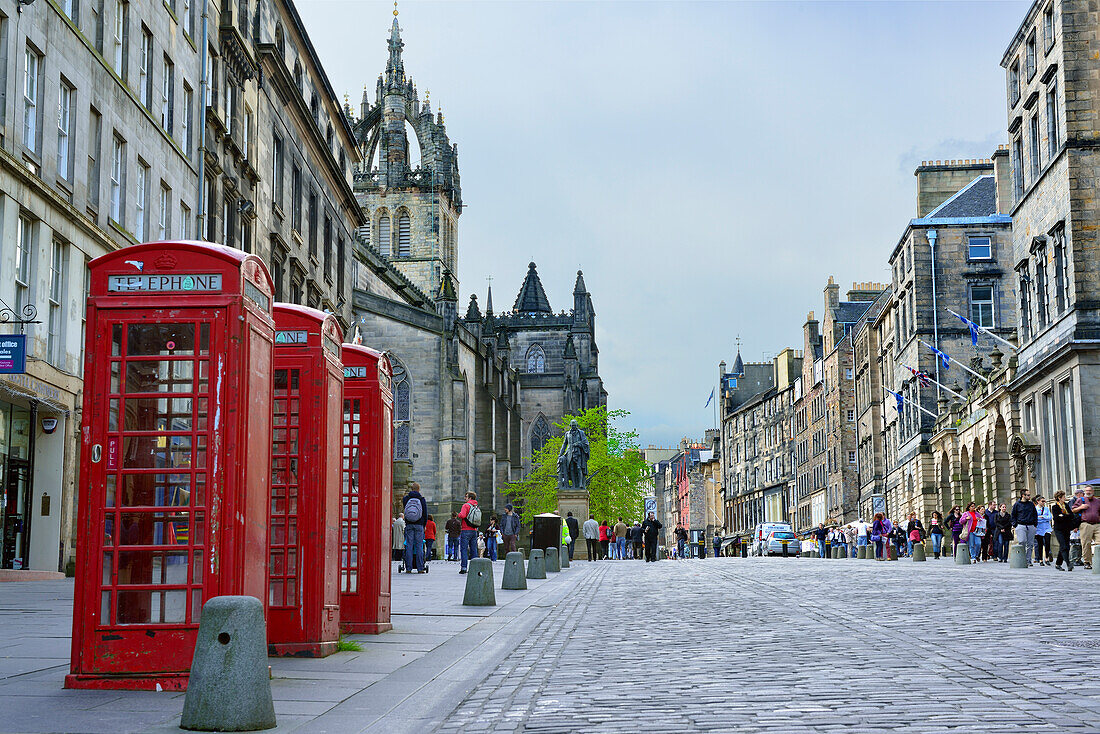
[531,513,563,554]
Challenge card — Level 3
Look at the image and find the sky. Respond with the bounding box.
[298,0,1029,449]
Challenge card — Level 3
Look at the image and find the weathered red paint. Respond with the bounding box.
[66,241,275,691]
[338,345,393,634]
[266,304,343,657]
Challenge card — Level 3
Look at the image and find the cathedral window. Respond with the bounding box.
[392,360,411,460]
[526,344,546,373]
[531,415,551,455]
[397,212,411,257]
[378,213,391,256]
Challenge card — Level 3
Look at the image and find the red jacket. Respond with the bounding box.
[598,525,609,542]
[425,519,437,541]
[458,500,479,531]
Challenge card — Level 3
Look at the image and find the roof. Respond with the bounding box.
[924,175,997,219]
[731,351,745,376]
[835,300,874,324]
[513,262,552,314]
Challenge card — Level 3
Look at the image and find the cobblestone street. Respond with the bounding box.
[439,556,1100,734]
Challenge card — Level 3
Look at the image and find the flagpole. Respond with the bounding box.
[946,308,1018,352]
[883,386,938,419]
[902,364,967,401]
[918,339,989,383]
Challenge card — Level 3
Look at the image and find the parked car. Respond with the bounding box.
[763,531,800,556]
[752,522,794,555]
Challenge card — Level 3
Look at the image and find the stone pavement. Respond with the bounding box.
[3,555,1100,733]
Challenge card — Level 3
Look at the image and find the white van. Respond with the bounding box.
[753,522,794,555]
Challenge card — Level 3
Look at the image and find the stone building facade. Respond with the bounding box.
[1000,0,1099,496]
[853,289,892,519]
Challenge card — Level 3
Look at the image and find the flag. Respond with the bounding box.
[906,366,931,388]
[704,388,714,409]
[351,325,363,346]
[955,312,981,346]
[927,343,951,371]
[885,388,904,413]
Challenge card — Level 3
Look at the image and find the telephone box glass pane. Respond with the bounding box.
[127,323,196,356]
[269,368,301,608]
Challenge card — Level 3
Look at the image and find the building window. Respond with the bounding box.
[291,165,301,232]
[323,215,332,279]
[969,284,994,328]
[161,55,174,134]
[378,213,390,256]
[242,107,252,160]
[1009,59,1020,105]
[1017,261,1032,340]
[967,236,992,260]
[222,196,232,248]
[1047,81,1059,160]
[1034,246,1049,329]
[307,191,317,258]
[47,239,67,367]
[846,409,854,422]
[1026,31,1037,80]
[88,107,102,209]
[61,0,79,21]
[1029,114,1041,180]
[1060,379,1078,486]
[15,216,33,317]
[179,201,191,239]
[1052,226,1068,314]
[240,214,251,254]
[134,161,148,240]
[272,133,284,207]
[110,135,125,223]
[844,368,853,380]
[182,83,193,158]
[526,344,546,373]
[1044,3,1055,50]
[23,47,40,154]
[392,360,410,460]
[57,80,74,180]
[113,0,128,78]
[531,415,551,455]
[1012,137,1024,201]
[183,0,194,37]
[139,28,151,108]
[224,79,235,136]
[271,254,284,301]
[397,212,410,257]
[158,183,170,239]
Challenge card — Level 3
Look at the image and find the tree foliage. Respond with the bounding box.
[505,406,649,525]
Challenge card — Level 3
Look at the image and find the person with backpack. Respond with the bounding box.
[457,491,482,575]
[641,512,662,562]
[401,483,428,574]
[444,512,461,561]
[959,502,982,563]
[870,513,888,560]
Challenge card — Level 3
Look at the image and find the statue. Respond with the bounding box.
[557,419,590,490]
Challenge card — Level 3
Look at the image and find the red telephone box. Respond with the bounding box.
[267,304,344,657]
[338,344,393,634]
[66,241,275,691]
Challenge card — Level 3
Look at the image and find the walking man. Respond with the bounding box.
[583,515,600,561]
[565,511,580,560]
[401,482,428,574]
[500,504,521,556]
[674,525,688,559]
[642,512,662,562]
[457,491,481,575]
[614,517,629,560]
[1012,489,1038,567]
[444,512,461,561]
[1073,485,1100,570]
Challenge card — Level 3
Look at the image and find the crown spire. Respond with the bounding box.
[386,4,405,86]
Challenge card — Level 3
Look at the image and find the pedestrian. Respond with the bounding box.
[560,514,571,553]
[476,532,486,559]
[929,511,944,559]
[713,528,723,558]
[1072,484,1100,570]
[995,503,1012,562]
[392,513,406,564]
[891,520,907,558]
[854,518,869,555]
[1070,527,1083,567]
[1051,490,1076,572]
[906,512,924,556]
[400,483,427,574]
[641,511,662,562]
[982,500,998,561]
[484,515,500,561]
[599,520,611,560]
[813,523,828,558]
[946,505,963,557]
[632,522,643,560]
[674,524,688,559]
[425,514,437,563]
[565,511,580,560]
[583,515,600,561]
[500,504,521,556]
[871,513,887,560]
[444,512,461,561]
[457,491,481,575]
[614,517,629,560]
[1034,496,1053,566]
[1011,489,1038,567]
[959,502,982,563]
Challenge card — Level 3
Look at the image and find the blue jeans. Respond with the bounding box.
[446,536,459,559]
[486,536,498,561]
[967,533,983,561]
[931,533,943,555]
[819,543,826,558]
[906,540,914,556]
[677,540,686,558]
[460,529,478,570]
[404,524,425,572]
[615,538,627,559]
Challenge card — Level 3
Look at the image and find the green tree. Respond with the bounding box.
[505,406,649,525]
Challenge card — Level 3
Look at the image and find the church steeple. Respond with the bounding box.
[386,2,405,87]
[513,262,552,314]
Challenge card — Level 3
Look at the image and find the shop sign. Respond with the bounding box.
[0,335,26,374]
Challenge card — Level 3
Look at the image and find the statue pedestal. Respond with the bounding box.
[557,484,590,560]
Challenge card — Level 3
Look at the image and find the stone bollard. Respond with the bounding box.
[832,547,841,559]
[1093,546,1100,575]
[857,546,866,560]
[887,545,898,561]
[501,552,527,590]
[526,549,546,579]
[955,543,971,565]
[1008,544,1028,569]
[912,543,926,562]
[180,596,276,732]
[560,545,570,568]
[546,546,561,573]
[462,558,496,606]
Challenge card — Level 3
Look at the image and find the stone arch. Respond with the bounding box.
[396,208,411,257]
[530,414,551,456]
[390,357,411,460]
[993,414,1011,503]
[939,450,952,511]
[525,343,546,374]
[971,437,985,505]
[275,21,285,56]
[958,444,972,507]
[376,208,391,256]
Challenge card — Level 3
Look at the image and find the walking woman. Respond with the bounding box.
[946,505,963,558]
[599,520,611,560]
[906,512,924,556]
[995,503,1013,562]
[484,515,500,561]
[929,511,945,559]
[960,502,982,563]
[425,514,437,562]
[871,513,888,560]
[1052,490,1076,571]
[1035,496,1053,565]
